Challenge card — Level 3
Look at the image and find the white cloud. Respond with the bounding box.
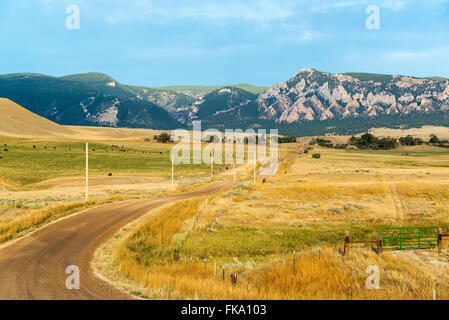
[310,0,413,12]
[383,46,449,61]
[278,24,326,44]
[58,0,297,24]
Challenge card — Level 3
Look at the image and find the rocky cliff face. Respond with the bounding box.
[182,87,259,128]
[257,69,449,124]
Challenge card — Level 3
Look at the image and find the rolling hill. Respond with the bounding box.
[0,98,76,138]
[0,98,164,140]
[0,73,182,130]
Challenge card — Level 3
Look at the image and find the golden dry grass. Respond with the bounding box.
[105,144,449,300]
[0,98,164,140]
[0,98,76,139]
[111,197,449,300]
[369,126,449,140]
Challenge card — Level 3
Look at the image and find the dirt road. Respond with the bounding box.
[0,180,234,300]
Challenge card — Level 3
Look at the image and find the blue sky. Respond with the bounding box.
[0,0,448,87]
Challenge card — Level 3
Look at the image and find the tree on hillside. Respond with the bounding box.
[359,133,377,147]
[429,134,440,144]
[348,133,398,150]
[399,136,424,146]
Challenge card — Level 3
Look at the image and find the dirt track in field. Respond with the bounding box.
[0,180,234,300]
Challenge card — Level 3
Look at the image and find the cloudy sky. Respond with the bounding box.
[1,0,448,86]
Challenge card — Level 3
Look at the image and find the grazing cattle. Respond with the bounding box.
[33,145,36,148]
[4,149,8,152]
[108,173,113,176]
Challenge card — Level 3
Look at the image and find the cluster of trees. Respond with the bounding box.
[399,136,424,146]
[348,133,398,150]
[153,132,171,143]
[429,134,440,144]
[428,134,449,147]
[310,138,333,148]
[149,133,298,145]
[242,135,296,144]
[278,136,297,144]
[347,133,448,150]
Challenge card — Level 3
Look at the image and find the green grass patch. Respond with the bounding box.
[0,138,216,187]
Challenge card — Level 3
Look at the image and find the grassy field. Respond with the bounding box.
[0,136,234,244]
[0,134,297,245]
[0,138,215,188]
[104,144,449,300]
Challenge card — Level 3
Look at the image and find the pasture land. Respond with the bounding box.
[0,135,296,246]
[104,144,449,299]
[0,137,225,243]
[0,138,212,188]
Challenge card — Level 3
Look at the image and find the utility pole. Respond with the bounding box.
[253,152,256,184]
[211,150,214,177]
[85,142,89,201]
[171,156,174,190]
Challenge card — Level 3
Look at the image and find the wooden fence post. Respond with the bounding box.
[173,249,180,262]
[344,231,350,256]
[438,228,443,251]
[231,273,238,286]
[293,250,296,274]
[377,234,382,254]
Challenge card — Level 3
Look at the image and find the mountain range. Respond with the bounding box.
[1,69,449,136]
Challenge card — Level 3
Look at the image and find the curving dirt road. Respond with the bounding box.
[0,180,234,300]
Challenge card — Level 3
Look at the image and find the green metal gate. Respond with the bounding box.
[381,227,439,250]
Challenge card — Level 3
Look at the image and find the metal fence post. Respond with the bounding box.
[377,234,382,254]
